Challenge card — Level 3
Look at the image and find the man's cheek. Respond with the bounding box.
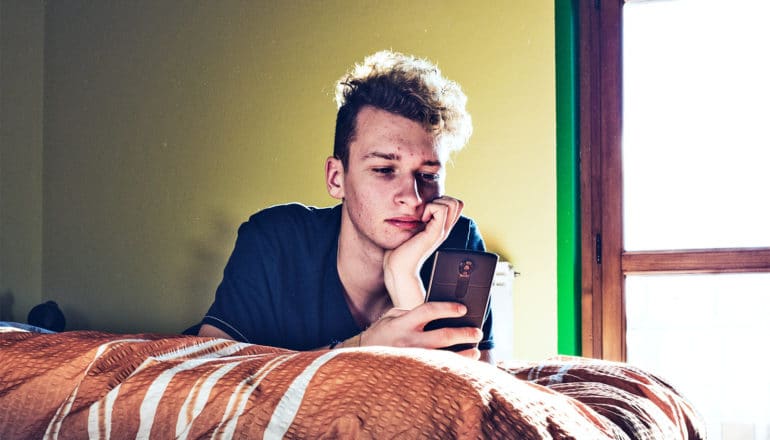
[419,188,438,203]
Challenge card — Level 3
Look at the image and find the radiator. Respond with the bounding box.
[490,261,516,361]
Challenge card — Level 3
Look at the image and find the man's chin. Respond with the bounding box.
[379,232,418,251]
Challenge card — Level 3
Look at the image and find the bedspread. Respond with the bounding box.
[0,329,705,439]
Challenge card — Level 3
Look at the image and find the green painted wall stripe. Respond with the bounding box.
[555,0,580,355]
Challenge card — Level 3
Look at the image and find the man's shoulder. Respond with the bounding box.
[454,214,474,229]
[441,214,483,250]
[245,203,340,229]
[450,214,478,236]
[248,202,336,219]
[235,203,342,250]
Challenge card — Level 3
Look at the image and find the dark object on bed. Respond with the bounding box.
[0,328,705,439]
[27,300,66,332]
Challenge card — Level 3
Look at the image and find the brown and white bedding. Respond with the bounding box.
[0,328,705,439]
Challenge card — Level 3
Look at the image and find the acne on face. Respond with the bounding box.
[337,106,449,251]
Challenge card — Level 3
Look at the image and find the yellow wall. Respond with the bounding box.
[0,0,45,326]
[1,1,556,360]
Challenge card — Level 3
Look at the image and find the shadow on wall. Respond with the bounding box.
[0,290,14,321]
[61,306,91,332]
[182,209,241,329]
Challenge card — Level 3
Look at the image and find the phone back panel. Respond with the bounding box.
[424,250,498,350]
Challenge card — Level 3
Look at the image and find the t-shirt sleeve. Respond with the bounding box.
[466,218,495,352]
[466,218,486,252]
[202,217,280,343]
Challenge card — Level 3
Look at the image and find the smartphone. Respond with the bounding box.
[423,249,498,351]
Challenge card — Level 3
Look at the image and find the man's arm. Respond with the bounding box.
[200,308,492,363]
[353,302,484,360]
[198,323,235,340]
[383,196,464,309]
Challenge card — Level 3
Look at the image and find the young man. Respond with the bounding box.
[198,50,493,362]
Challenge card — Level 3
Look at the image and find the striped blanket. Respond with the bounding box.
[0,329,704,439]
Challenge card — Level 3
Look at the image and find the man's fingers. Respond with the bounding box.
[455,347,481,361]
[434,196,463,219]
[450,198,464,226]
[425,196,464,235]
[423,326,483,347]
[370,303,483,353]
[409,302,483,348]
[407,301,467,326]
[421,200,448,227]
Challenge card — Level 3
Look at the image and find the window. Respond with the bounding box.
[578,0,770,438]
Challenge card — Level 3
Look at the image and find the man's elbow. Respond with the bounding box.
[198,323,235,340]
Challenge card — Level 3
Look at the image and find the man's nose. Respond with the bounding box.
[395,175,423,207]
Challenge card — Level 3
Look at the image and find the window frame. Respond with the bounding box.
[577,0,770,361]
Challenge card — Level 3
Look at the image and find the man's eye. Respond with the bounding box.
[418,172,440,182]
[373,167,394,175]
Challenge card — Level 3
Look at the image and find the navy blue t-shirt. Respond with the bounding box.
[202,203,494,351]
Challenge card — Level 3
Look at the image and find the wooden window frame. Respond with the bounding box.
[577,0,770,361]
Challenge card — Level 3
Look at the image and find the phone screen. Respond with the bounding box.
[424,249,498,351]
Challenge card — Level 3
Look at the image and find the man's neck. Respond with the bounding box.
[336,213,391,328]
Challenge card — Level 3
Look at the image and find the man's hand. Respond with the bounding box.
[360,301,482,360]
[383,196,464,309]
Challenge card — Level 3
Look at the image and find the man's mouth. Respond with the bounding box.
[386,217,424,230]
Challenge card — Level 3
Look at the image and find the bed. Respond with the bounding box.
[0,326,705,439]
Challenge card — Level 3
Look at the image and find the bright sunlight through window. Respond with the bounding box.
[623,1,770,439]
[623,0,770,252]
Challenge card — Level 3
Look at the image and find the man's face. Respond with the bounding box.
[328,106,446,251]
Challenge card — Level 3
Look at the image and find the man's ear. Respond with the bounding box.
[325,156,345,200]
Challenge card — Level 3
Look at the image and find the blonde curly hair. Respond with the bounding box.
[333,50,472,167]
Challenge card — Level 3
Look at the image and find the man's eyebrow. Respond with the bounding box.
[363,151,442,167]
[363,151,399,161]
